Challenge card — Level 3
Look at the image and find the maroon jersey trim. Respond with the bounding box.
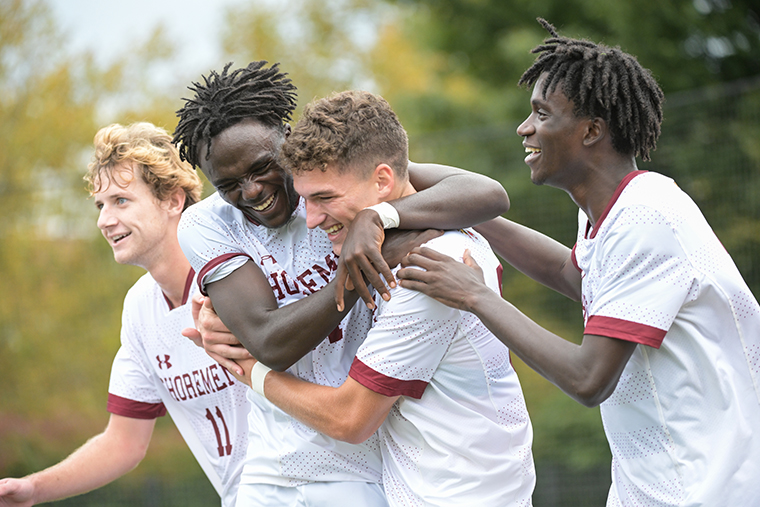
[197,253,253,295]
[162,268,197,310]
[349,357,428,399]
[107,393,166,419]
[588,170,647,239]
[181,268,196,306]
[585,315,665,348]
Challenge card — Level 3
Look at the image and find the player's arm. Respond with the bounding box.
[398,248,635,407]
[204,261,356,373]
[261,370,398,445]
[335,162,510,311]
[0,415,154,506]
[194,230,441,374]
[474,216,581,301]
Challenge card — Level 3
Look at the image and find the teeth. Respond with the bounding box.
[525,147,541,154]
[113,233,130,242]
[326,224,343,235]
[252,193,275,211]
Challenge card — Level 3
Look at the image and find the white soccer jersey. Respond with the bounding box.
[177,193,382,488]
[572,170,760,506]
[108,270,250,507]
[349,229,535,507]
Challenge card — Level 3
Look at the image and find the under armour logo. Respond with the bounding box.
[156,354,172,369]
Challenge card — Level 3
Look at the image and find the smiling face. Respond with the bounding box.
[94,163,176,269]
[198,119,299,229]
[516,73,590,189]
[292,164,380,256]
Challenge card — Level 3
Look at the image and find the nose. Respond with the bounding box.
[304,199,324,230]
[97,205,117,230]
[240,176,264,202]
[516,115,534,138]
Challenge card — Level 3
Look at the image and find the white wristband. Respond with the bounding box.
[365,202,400,229]
[251,361,272,396]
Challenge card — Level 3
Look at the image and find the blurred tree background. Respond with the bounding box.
[1,0,758,505]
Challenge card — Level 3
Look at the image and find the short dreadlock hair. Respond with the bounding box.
[519,19,664,161]
[173,61,297,168]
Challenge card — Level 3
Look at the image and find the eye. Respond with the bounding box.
[117,197,128,205]
[95,202,104,210]
[216,182,237,194]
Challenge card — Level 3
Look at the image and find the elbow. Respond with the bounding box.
[567,375,617,408]
[239,333,296,372]
[484,184,510,216]
[328,408,380,444]
[332,421,376,445]
[252,349,293,372]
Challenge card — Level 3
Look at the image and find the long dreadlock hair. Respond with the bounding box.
[173,61,298,168]
[519,19,664,161]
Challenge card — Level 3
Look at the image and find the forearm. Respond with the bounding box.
[474,217,581,300]
[211,273,360,371]
[262,372,385,444]
[467,288,628,407]
[25,419,151,504]
[401,162,509,229]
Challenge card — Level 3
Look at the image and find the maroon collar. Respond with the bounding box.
[162,267,196,310]
[586,170,647,239]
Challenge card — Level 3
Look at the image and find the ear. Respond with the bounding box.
[583,117,606,147]
[165,188,187,217]
[373,163,396,199]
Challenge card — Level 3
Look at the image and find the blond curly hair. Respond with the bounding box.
[85,122,202,209]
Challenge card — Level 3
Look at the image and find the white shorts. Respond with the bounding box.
[234,481,387,507]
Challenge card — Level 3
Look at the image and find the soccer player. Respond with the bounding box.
[0,123,250,507]
[172,62,513,506]
[397,19,760,506]
[239,89,535,506]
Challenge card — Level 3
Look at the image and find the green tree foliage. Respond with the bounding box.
[395,0,760,94]
[392,0,760,480]
[0,0,204,480]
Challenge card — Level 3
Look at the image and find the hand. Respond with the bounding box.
[182,295,253,376]
[382,228,443,269]
[398,247,487,312]
[334,209,392,312]
[0,477,34,506]
[228,357,256,388]
[181,293,206,347]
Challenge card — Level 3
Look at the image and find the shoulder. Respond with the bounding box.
[179,193,243,231]
[122,273,163,316]
[422,228,496,263]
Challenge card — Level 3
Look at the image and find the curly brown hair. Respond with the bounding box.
[85,122,202,209]
[280,90,408,179]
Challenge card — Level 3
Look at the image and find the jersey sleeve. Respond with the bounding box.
[177,200,253,294]
[107,295,166,419]
[583,206,697,348]
[349,232,476,399]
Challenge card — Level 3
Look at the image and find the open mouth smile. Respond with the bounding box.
[325,223,344,239]
[524,146,541,163]
[251,192,276,212]
[112,232,131,244]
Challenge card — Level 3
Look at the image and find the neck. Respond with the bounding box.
[146,238,192,309]
[390,178,417,200]
[567,154,638,227]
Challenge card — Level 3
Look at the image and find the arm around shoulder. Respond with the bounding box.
[402,162,509,229]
